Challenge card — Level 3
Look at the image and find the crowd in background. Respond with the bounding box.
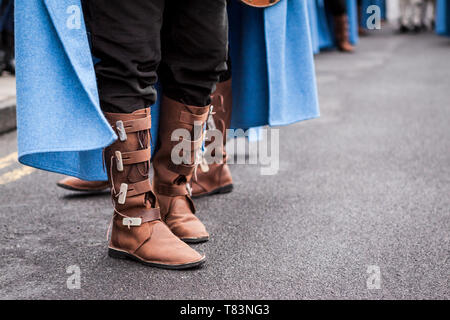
[397,0,436,33]
[319,0,440,54]
[0,0,447,78]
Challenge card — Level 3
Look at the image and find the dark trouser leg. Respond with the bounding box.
[82,0,165,113]
[159,0,228,107]
[219,54,232,83]
[152,0,228,242]
[325,0,348,16]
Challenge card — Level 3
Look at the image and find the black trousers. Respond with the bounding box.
[82,0,228,113]
[325,0,348,16]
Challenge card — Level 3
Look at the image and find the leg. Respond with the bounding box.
[325,0,348,16]
[429,0,436,29]
[325,0,355,52]
[192,52,233,198]
[58,0,167,192]
[159,0,228,106]
[83,0,163,113]
[399,0,411,30]
[83,0,205,269]
[153,0,228,242]
[411,0,423,31]
[191,76,234,198]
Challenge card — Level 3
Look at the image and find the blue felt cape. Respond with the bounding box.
[16,0,319,181]
[436,0,450,37]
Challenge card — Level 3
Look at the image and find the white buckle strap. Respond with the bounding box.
[122,217,142,228]
[116,120,127,141]
[207,105,216,130]
[117,183,128,205]
[186,183,193,197]
[115,151,123,172]
[199,156,210,173]
[207,113,216,130]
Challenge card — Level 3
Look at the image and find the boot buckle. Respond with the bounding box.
[116,121,128,141]
[207,105,216,130]
[122,217,142,228]
[200,156,209,173]
[186,183,193,197]
[118,183,128,204]
[115,151,124,172]
[207,113,216,130]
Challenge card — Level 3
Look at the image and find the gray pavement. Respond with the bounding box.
[0,29,449,300]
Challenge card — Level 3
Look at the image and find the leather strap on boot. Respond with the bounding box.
[152,97,211,242]
[192,79,234,198]
[153,96,212,193]
[104,109,161,227]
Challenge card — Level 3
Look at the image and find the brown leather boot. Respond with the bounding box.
[191,79,233,198]
[153,96,211,243]
[57,177,109,192]
[104,108,205,269]
[334,15,355,53]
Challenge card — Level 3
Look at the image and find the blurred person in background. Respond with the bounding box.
[0,0,14,75]
[420,0,436,30]
[399,0,423,33]
[325,0,355,52]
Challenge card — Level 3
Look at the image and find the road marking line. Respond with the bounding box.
[0,166,35,185]
[0,152,18,170]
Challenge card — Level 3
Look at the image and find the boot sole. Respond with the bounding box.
[108,247,206,270]
[192,184,234,199]
[57,182,110,193]
[181,236,210,244]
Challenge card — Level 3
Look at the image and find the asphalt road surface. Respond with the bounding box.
[0,29,449,299]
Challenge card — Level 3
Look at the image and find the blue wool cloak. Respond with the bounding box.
[16,0,319,181]
[436,0,450,37]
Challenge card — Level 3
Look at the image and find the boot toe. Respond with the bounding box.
[57,177,109,192]
[168,215,210,243]
[135,222,206,267]
[176,221,210,243]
